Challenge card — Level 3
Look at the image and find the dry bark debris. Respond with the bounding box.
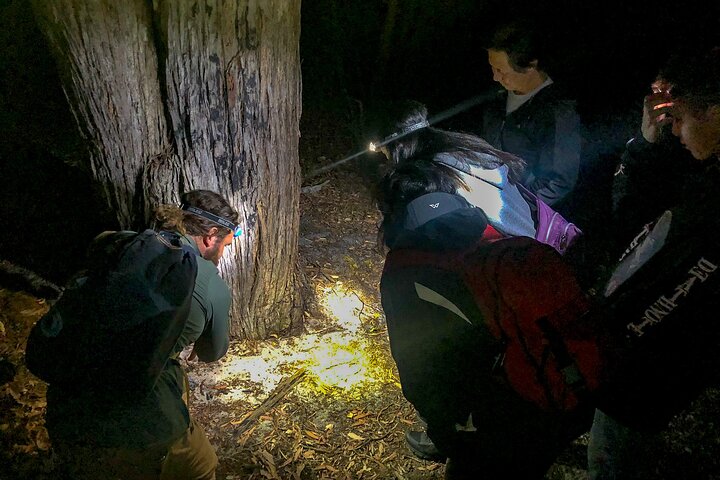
[0,289,53,478]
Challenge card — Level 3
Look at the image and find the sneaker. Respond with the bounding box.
[405,430,445,462]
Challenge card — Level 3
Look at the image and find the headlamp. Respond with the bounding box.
[368,120,429,153]
[181,204,242,237]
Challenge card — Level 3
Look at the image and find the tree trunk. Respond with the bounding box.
[32,0,303,339]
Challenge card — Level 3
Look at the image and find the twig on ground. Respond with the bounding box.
[234,369,307,436]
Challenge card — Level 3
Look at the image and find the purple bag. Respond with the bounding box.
[517,184,582,255]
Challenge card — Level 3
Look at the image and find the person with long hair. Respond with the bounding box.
[375,158,593,478]
[374,100,537,242]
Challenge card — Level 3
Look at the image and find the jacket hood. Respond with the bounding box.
[389,208,489,251]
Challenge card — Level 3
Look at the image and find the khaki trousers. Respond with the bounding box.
[53,419,217,480]
[160,418,218,480]
[53,370,217,479]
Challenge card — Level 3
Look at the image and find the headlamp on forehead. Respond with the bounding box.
[181,204,242,238]
[368,120,430,153]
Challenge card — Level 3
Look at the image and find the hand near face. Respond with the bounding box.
[641,86,674,143]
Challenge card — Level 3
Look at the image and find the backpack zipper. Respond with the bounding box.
[544,212,559,243]
[560,222,573,247]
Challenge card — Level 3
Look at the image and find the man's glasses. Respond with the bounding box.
[181,205,242,237]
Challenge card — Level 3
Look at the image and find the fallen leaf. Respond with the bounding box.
[19,308,45,317]
[352,411,372,420]
[6,385,22,403]
[317,463,338,473]
[230,413,251,425]
[13,444,35,454]
[347,432,365,441]
[382,452,397,462]
[34,428,50,451]
[293,462,306,480]
[260,449,275,466]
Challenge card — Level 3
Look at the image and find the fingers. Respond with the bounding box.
[188,348,198,361]
[656,112,672,124]
[644,92,674,108]
[644,93,674,120]
[641,92,674,143]
[653,101,674,111]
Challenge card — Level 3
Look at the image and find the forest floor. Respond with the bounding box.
[1,167,720,479]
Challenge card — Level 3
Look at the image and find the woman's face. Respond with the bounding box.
[488,49,541,95]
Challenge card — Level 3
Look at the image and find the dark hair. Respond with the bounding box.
[382,100,526,183]
[486,20,545,72]
[154,189,238,237]
[375,158,465,249]
[660,47,720,114]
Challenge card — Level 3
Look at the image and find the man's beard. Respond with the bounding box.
[203,243,223,266]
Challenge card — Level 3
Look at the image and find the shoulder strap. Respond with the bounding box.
[433,154,505,191]
[157,230,198,258]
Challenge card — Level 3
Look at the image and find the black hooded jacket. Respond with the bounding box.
[379,208,591,473]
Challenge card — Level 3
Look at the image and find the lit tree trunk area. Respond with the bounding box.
[31,0,303,339]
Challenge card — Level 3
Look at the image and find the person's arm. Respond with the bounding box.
[178,257,232,363]
[614,85,676,210]
[191,272,231,362]
[612,88,685,246]
[527,101,581,206]
[612,135,662,211]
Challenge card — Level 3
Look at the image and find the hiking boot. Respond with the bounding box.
[404,430,445,462]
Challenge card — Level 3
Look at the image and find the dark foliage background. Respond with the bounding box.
[1,0,718,283]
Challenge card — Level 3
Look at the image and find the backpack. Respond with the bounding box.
[516,183,583,255]
[381,236,603,413]
[586,203,720,430]
[25,229,197,400]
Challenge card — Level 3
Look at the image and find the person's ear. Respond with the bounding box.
[528,59,539,70]
[203,227,219,246]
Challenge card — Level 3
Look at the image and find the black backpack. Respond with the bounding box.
[25,230,197,400]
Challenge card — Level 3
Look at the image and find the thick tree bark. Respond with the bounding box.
[32,0,303,339]
[31,0,169,227]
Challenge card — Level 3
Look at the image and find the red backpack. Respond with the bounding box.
[382,236,604,412]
